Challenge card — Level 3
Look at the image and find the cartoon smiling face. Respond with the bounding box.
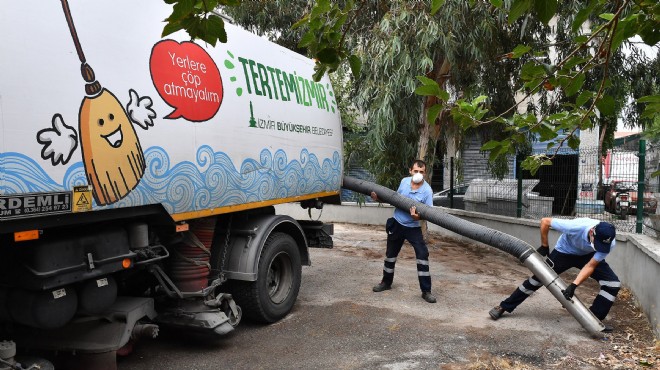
[79,88,145,205]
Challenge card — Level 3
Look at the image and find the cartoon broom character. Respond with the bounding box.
[38,0,157,205]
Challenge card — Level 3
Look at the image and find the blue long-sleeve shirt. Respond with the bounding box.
[393,177,433,228]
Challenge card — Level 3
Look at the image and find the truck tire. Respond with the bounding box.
[227,232,302,323]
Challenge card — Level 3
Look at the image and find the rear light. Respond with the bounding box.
[620,195,628,201]
[14,230,40,242]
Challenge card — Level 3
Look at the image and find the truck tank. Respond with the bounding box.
[0,1,342,368]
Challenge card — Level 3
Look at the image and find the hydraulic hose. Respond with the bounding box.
[342,176,606,337]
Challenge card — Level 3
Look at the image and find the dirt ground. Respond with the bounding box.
[119,222,660,370]
[329,223,660,369]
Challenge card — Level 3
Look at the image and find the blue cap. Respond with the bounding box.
[593,222,616,253]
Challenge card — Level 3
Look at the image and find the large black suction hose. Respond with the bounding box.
[342,176,606,336]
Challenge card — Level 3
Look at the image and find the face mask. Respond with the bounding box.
[412,173,424,184]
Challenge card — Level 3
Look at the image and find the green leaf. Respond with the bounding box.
[548,112,568,121]
[169,0,195,22]
[312,65,328,82]
[509,0,532,24]
[564,73,585,97]
[574,35,589,43]
[298,32,316,48]
[533,0,557,24]
[524,78,544,91]
[472,95,488,105]
[563,56,588,70]
[348,54,362,78]
[427,104,443,124]
[576,90,593,107]
[611,19,637,52]
[638,20,660,45]
[521,62,546,80]
[431,0,446,15]
[314,0,331,14]
[639,95,660,119]
[206,15,226,44]
[638,95,660,103]
[598,13,615,21]
[537,122,557,141]
[511,44,532,58]
[291,14,310,30]
[415,85,441,96]
[317,48,340,64]
[162,21,184,37]
[438,89,450,102]
[416,76,438,86]
[595,95,616,116]
[481,140,501,151]
[571,0,597,33]
[490,0,503,8]
[567,135,580,149]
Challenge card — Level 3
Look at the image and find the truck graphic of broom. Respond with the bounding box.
[37,0,157,205]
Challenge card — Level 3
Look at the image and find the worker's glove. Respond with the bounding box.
[536,245,549,257]
[562,283,577,300]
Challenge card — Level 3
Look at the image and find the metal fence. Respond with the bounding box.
[437,140,659,237]
[340,140,659,237]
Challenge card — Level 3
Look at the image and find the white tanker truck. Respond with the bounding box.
[0,1,341,368]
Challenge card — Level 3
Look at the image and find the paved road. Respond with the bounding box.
[118,223,630,370]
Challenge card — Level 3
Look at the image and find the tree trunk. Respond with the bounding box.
[416,58,451,237]
[416,58,452,172]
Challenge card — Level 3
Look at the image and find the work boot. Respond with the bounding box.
[489,305,505,320]
[372,282,391,292]
[421,292,437,303]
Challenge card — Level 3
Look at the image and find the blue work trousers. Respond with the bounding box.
[381,218,432,292]
[500,249,620,320]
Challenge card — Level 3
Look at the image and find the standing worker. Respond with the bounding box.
[371,159,437,303]
[489,217,619,332]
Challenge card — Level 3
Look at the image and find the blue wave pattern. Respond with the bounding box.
[1,147,341,214]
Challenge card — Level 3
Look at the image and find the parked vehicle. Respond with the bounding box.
[0,1,341,367]
[604,180,658,216]
[433,184,469,209]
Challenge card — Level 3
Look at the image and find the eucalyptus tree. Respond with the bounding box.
[162,0,658,180]
[428,0,659,174]
[221,1,310,54]
[350,1,539,187]
[293,0,659,177]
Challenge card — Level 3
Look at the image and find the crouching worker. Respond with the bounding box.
[489,217,619,332]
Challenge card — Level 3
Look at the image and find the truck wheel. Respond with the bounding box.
[227,232,301,323]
